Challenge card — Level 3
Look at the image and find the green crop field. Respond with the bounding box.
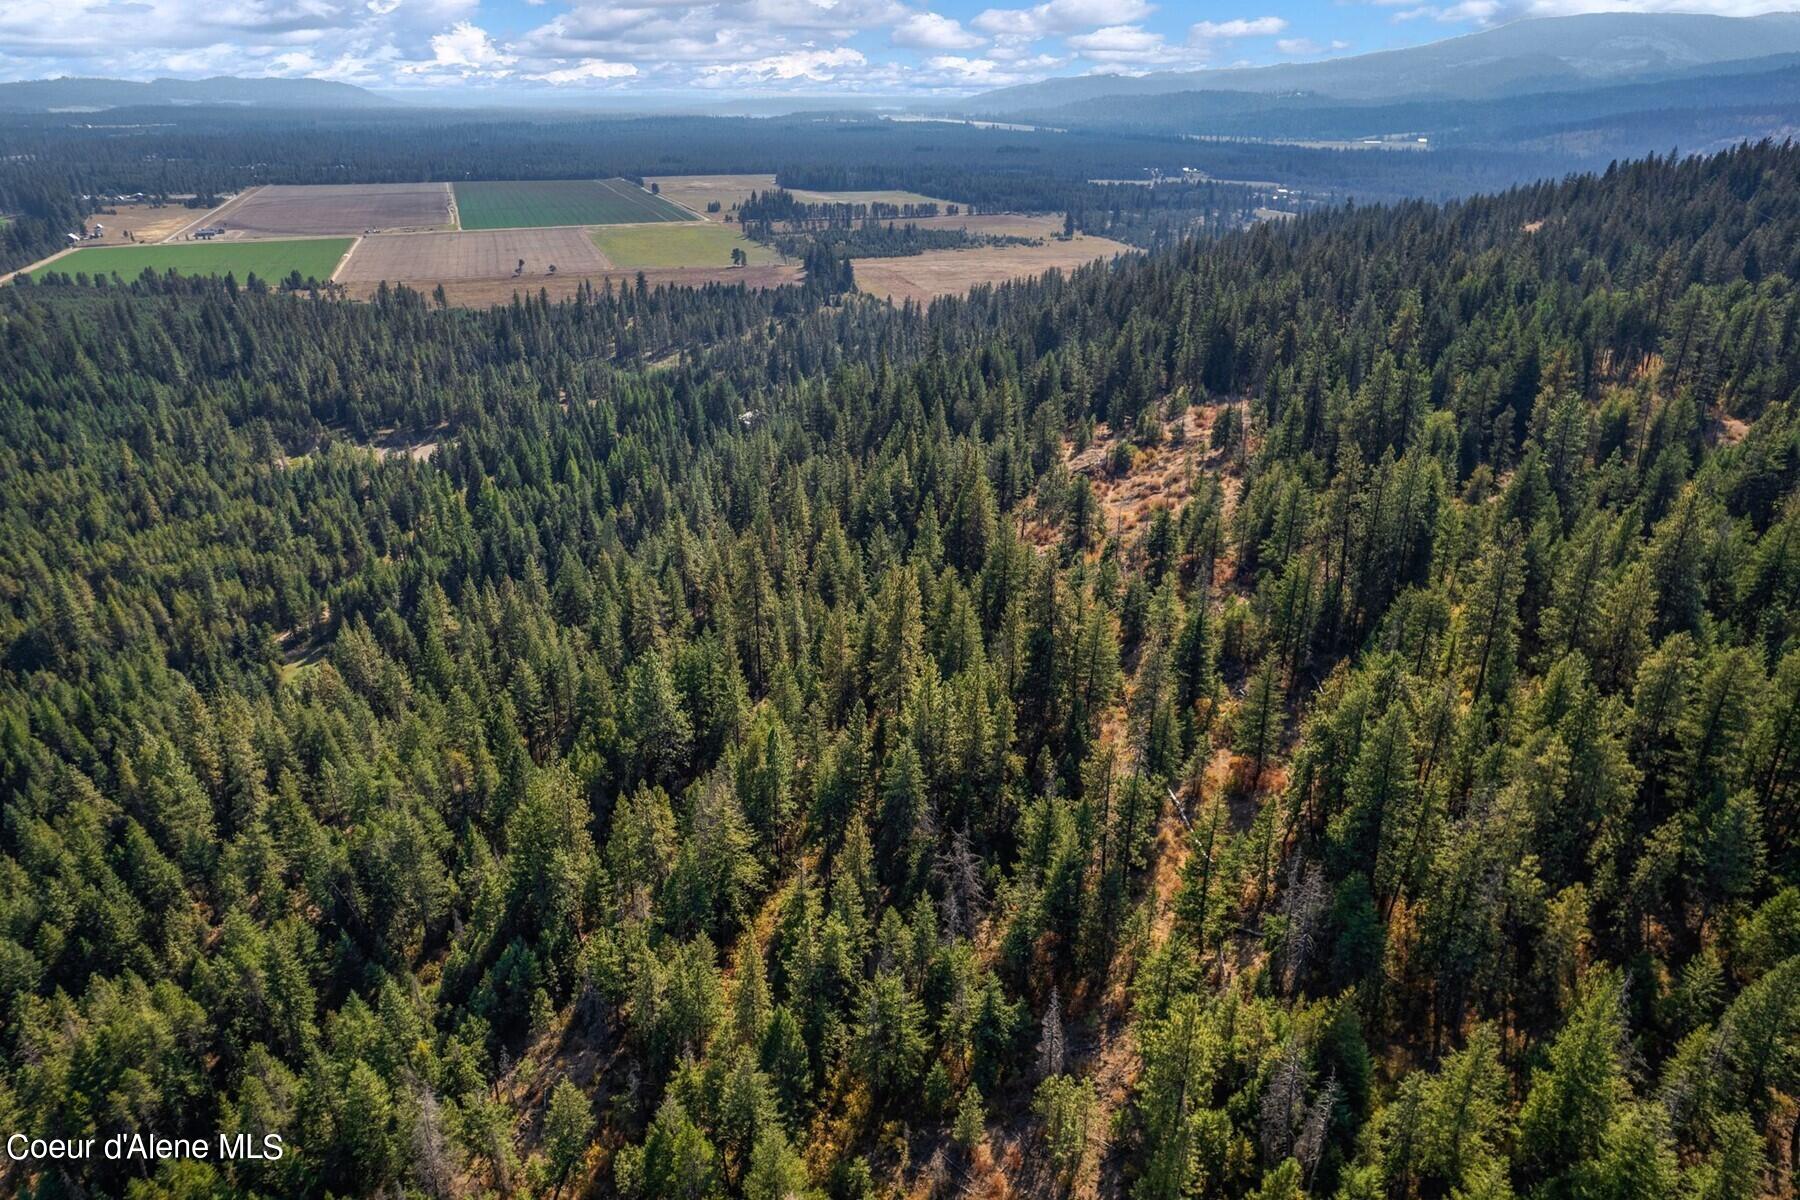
[28,238,354,283]
[454,179,697,230]
[593,223,778,269]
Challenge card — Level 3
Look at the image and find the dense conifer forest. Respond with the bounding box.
[0,141,1797,1200]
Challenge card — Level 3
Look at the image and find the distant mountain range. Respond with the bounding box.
[964,11,1800,112]
[1008,53,1800,140]
[0,76,400,112]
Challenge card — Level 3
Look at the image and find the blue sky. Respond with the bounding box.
[0,0,1788,96]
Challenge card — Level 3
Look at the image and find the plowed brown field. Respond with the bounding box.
[337,228,611,285]
[203,183,452,238]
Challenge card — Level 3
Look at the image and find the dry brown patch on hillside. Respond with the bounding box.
[1025,402,1237,551]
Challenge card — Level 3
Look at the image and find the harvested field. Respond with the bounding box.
[27,238,354,283]
[853,234,1132,304]
[644,173,777,221]
[344,262,802,306]
[593,223,777,269]
[200,183,451,238]
[453,179,695,230]
[338,228,612,285]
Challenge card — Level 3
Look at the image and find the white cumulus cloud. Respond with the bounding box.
[526,57,638,83]
[971,0,1154,38]
[403,19,516,75]
[1066,22,1192,63]
[698,45,868,83]
[1191,16,1287,37]
[893,11,985,48]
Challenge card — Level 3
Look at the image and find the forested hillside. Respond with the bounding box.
[0,142,1797,1200]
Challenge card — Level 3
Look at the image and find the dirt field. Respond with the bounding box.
[190,184,452,239]
[81,204,193,245]
[853,234,1132,304]
[345,262,802,306]
[644,174,778,221]
[337,228,611,285]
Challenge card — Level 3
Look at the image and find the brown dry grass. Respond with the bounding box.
[853,234,1131,305]
[337,228,612,284]
[82,203,192,244]
[644,172,778,221]
[1024,405,1222,552]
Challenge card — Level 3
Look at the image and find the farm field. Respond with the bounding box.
[593,223,777,268]
[338,228,611,284]
[79,203,193,244]
[27,238,354,283]
[199,184,451,238]
[852,233,1131,304]
[453,179,695,230]
[643,173,777,220]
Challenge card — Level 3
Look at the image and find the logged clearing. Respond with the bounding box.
[453,179,695,230]
[348,262,802,306]
[201,183,451,238]
[644,173,777,220]
[853,234,1131,304]
[28,238,354,283]
[338,228,611,284]
[593,223,777,268]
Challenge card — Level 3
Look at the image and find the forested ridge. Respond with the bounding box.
[0,142,1797,1200]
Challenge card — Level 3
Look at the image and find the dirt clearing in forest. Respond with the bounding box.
[80,203,193,244]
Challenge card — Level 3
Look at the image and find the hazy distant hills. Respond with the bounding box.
[965,11,1800,112]
[0,76,400,112]
[1014,54,1800,142]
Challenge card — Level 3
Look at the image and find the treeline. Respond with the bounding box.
[738,188,950,225]
[0,175,88,275]
[0,141,1795,1200]
[762,221,1031,260]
